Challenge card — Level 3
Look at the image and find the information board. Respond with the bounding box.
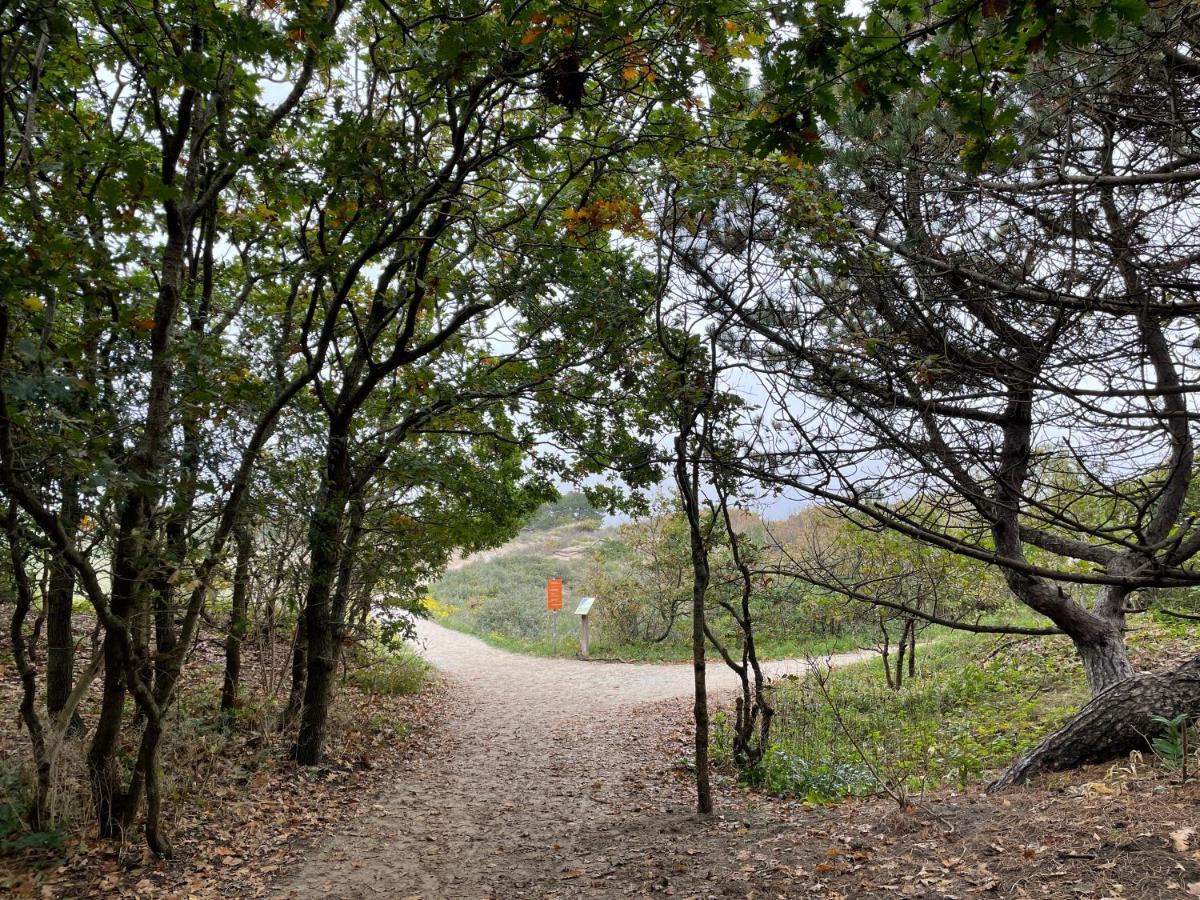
[546,578,563,611]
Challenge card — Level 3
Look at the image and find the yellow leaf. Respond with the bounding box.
[623,66,639,81]
[21,296,44,313]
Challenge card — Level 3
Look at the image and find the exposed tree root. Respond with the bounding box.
[990,654,1200,792]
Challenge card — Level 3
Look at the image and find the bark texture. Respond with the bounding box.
[45,482,80,730]
[220,522,253,719]
[991,654,1200,791]
[45,553,82,733]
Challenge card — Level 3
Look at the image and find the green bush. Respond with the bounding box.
[344,644,431,696]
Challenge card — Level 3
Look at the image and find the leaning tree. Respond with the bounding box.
[668,3,1200,781]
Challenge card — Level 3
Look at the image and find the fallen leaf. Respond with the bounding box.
[1171,827,1196,852]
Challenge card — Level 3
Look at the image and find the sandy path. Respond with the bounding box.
[272,621,873,899]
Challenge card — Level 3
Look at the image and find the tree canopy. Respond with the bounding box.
[5,0,1200,862]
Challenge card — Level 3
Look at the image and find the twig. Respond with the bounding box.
[809,661,955,833]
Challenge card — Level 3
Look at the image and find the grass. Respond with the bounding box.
[343,642,432,696]
[428,523,876,662]
[715,631,1092,802]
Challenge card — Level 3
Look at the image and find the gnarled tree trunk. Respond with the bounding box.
[991,654,1200,791]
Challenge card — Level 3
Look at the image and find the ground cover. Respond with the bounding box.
[0,610,437,899]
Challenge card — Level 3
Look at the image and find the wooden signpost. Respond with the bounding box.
[548,581,595,658]
[574,597,595,660]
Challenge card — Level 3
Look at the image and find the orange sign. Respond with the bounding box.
[547,578,563,611]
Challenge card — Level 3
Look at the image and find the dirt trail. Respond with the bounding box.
[272,621,872,899]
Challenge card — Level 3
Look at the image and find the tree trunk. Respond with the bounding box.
[879,619,894,690]
[1075,625,1135,694]
[87,626,129,836]
[142,720,169,857]
[284,611,308,727]
[907,620,916,678]
[330,503,364,672]
[46,481,81,733]
[295,491,361,764]
[991,653,1200,791]
[88,501,145,837]
[130,578,154,726]
[8,511,51,829]
[674,412,712,815]
[220,522,253,721]
[687,530,712,815]
[119,715,169,855]
[1000,569,1135,696]
[893,623,907,691]
[716,494,773,771]
[45,554,82,734]
[294,502,343,764]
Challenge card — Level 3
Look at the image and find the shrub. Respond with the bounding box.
[740,635,1090,802]
[344,645,431,697]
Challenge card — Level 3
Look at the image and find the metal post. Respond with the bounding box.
[580,613,589,660]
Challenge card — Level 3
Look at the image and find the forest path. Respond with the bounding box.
[271,620,873,899]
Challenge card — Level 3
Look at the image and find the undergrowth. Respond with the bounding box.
[429,525,871,662]
[343,642,431,696]
[714,633,1090,802]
